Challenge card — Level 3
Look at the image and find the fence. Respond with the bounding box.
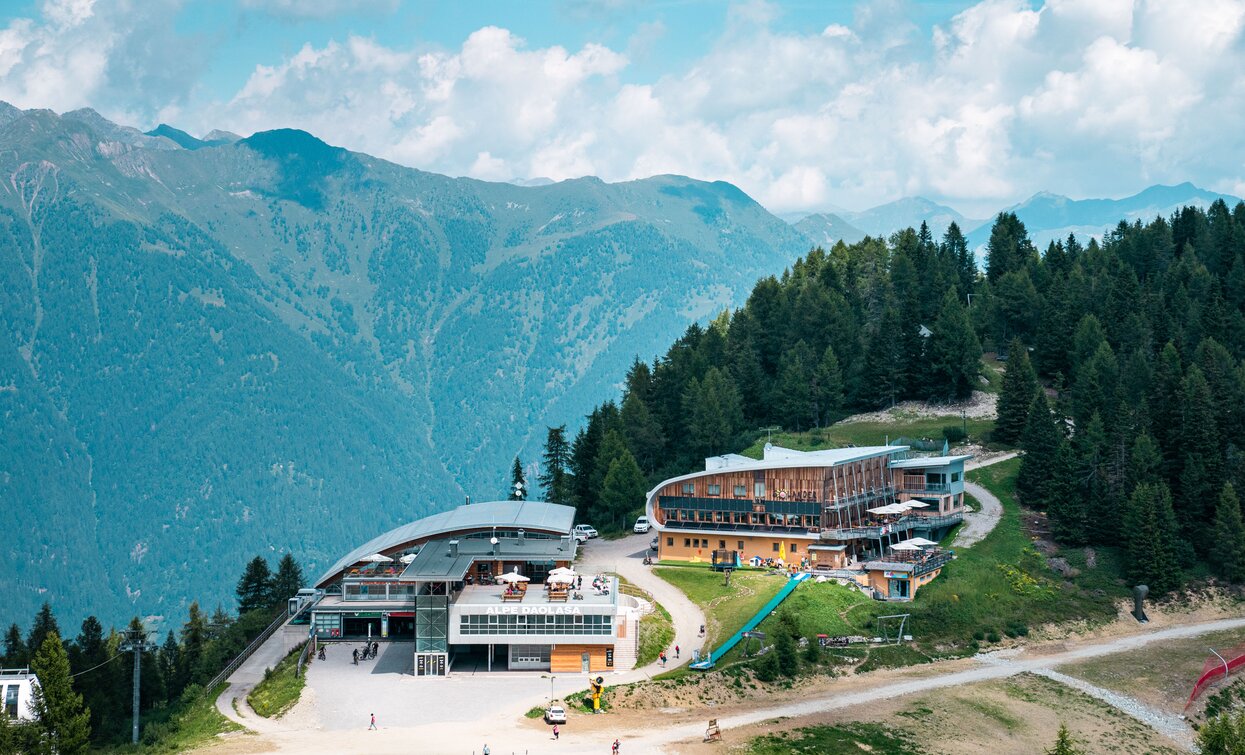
[204,609,288,691]
[1185,642,1245,708]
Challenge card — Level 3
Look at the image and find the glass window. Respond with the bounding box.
[718,540,726,549]
[733,485,747,497]
[667,537,673,546]
[707,484,721,496]
[790,543,798,553]
[4,685,16,719]
[737,541,744,550]
[951,472,961,483]
[754,482,767,498]
[772,542,780,552]
[682,482,695,495]
[684,538,691,547]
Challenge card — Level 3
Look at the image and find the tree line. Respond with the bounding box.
[0,553,304,752]
[996,201,1245,593]
[534,222,984,530]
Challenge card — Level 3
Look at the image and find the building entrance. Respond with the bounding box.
[343,616,382,638]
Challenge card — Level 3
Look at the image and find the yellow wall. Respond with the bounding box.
[657,532,817,563]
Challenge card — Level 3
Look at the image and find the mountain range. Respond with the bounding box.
[2,103,1239,630]
[0,106,809,628]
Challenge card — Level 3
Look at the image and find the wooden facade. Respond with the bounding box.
[550,643,614,673]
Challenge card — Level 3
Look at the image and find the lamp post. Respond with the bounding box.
[541,673,556,703]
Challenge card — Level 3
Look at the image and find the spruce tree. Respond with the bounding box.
[236,557,274,615]
[1149,342,1184,481]
[179,602,207,689]
[271,554,305,605]
[812,345,845,426]
[3,622,26,667]
[159,631,181,703]
[1048,440,1086,545]
[1018,393,1062,511]
[926,289,982,401]
[1197,710,1245,754]
[599,449,646,532]
[1178,365,1221,544]
[29,631,91,754]
[509,457,527,500]
[27,602,60,659]
[1046,724,1083,755]
[1123,482,1183,594]
[538,425,574,504]
[683,368,742,459]
[1074,413,1115,544]
[995,338,1037,444]
[620,392,665,474]
[1210,483,1245,583]
[776,341,816,430]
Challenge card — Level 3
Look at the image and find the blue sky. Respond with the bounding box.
[1,0,1243,214]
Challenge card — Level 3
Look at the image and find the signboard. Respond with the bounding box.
[485,605,583,615]
[605,647,614,667]
[884,572,908,580]
[416,654,426,676]
[350,612,381,618]
[437,654,446,675]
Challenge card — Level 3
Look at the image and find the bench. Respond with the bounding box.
[502,592,524,602]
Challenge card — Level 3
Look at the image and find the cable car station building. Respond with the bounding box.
[310,501,634,675]
[645,445,971,600]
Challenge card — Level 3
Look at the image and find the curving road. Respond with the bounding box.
[953,451,1018,548]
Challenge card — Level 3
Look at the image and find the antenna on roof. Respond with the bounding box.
[762,426,781,442]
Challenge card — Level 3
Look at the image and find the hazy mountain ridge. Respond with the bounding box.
[0,105,809,627]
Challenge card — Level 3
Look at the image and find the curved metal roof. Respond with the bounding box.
[315,500,577,586]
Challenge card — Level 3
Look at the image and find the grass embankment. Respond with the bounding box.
[843,458,1123,654]
[99,683,242,753]
[651,566,783,655]
[749,722,920,755]
[738,415,995,458]
[247,645,306,718]
[637,602,674,668]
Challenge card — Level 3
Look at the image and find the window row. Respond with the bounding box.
[664,509,818,528]
[670,537,801,554]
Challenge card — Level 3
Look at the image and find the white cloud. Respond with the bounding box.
[240,0,399,21]
[3,0,1245,213]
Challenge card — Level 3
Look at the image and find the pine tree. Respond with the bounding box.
[1123,482,1183,594]
[598,449,646,532]
[29,631,91,754]
[1149,342,1184,481]
[1178,365,1221,545]
[538,425,574,505]
[995,338,1037,444]
[3,622,26,667]
[1129,432,1163,485]
[1048,439,1086,545]
[179,602,207,689]
[683,367,743,459]
[926,289,982,401]
[1210,483,1245,583]
[1018,393,1063,511]
[942,221,977,300]
[1046,724,1083,755]
[985,212,1036,283]
[620,392,665,474]
[27,602,60,659]
[158,631,181,703]
[859,303,905,408]
[1197,709,1245,754]
[776,341,816,430]
[812,345,845,426]
[1074,413,1116,545]
[271,554,305,606]
[509,457,527,500]
[773,629,800,678]
[236,556,274,615]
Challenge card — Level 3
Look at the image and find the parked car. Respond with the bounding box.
[545,704,567,724]
[573,531,588,544]
[650,536,658,551]
[573,524,599,539]
[633,516,651,533]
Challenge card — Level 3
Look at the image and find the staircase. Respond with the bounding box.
[614,612,641,670]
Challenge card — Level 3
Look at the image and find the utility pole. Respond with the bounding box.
[119,627,157,745]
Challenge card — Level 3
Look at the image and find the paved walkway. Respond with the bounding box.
[576,533,708,678]
[214,626,298,733]
[953,450,1018,548]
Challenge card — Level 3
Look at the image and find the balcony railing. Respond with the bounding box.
[819,511,963,541]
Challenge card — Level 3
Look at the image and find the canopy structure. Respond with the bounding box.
[547,574,575,584]
[904,501,930,508]
[866,505,898,514]
[902,537,938,547]
[549,567,576,576]
[362,553,393,563]
[889,543,921,551]
[496,572,530,584]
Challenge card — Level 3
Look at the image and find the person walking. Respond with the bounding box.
[659,651,666,667]
[352,648,359,665]
[483,746,490,755]
[674,644,680,658]
[368,713,377,730]
[612,738,620,753]
[552,724,559,740]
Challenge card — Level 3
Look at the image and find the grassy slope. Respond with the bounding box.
[738,416,995,459]
[841,459,1123,653]
[637,602,675,668]
[98,683,242,753]
[652,566,784,653]
[247,646,306,718]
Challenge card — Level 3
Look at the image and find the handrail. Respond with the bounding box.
[294,638,313,678]
[205,609,288,691]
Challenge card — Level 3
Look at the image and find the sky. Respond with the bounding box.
[0,0,1243,216]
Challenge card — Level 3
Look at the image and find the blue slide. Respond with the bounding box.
[690,572,811,670]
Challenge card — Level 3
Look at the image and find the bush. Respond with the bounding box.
[986,631,1001,643]
[943,425,967,443]
[754,650,780,682]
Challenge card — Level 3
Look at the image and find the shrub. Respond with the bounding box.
[754,650,779,682]
[986,631,1001,643]
[943,425,967,443]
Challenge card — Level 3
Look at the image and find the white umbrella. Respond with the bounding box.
[904,501,930,508]
[546,573,575,585]
[496,572,530,584]
[904,537,938,546]
[889,543,921,551]
[549,567,576,576]
[866,506,893,514]
[362,553,392,563]
[399,553,416,564]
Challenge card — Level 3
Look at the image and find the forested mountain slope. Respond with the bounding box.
[0,105,809,626]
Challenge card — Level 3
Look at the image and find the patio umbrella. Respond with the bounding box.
[889,543,921,551]
[866,505,893,514]
[546,573,575,584]
[904,501,930,508]
[496,572,530,584]
[362,553,392,563]
[399,553,416,564]
[904,537,938,547]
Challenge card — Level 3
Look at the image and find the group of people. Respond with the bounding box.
[352,642,379,664]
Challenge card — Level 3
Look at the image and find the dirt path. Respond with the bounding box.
[953,450,1018,548]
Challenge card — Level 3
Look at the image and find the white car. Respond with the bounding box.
[545,704,567,724]
[573,524,599,539]
[633,516,651,533]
